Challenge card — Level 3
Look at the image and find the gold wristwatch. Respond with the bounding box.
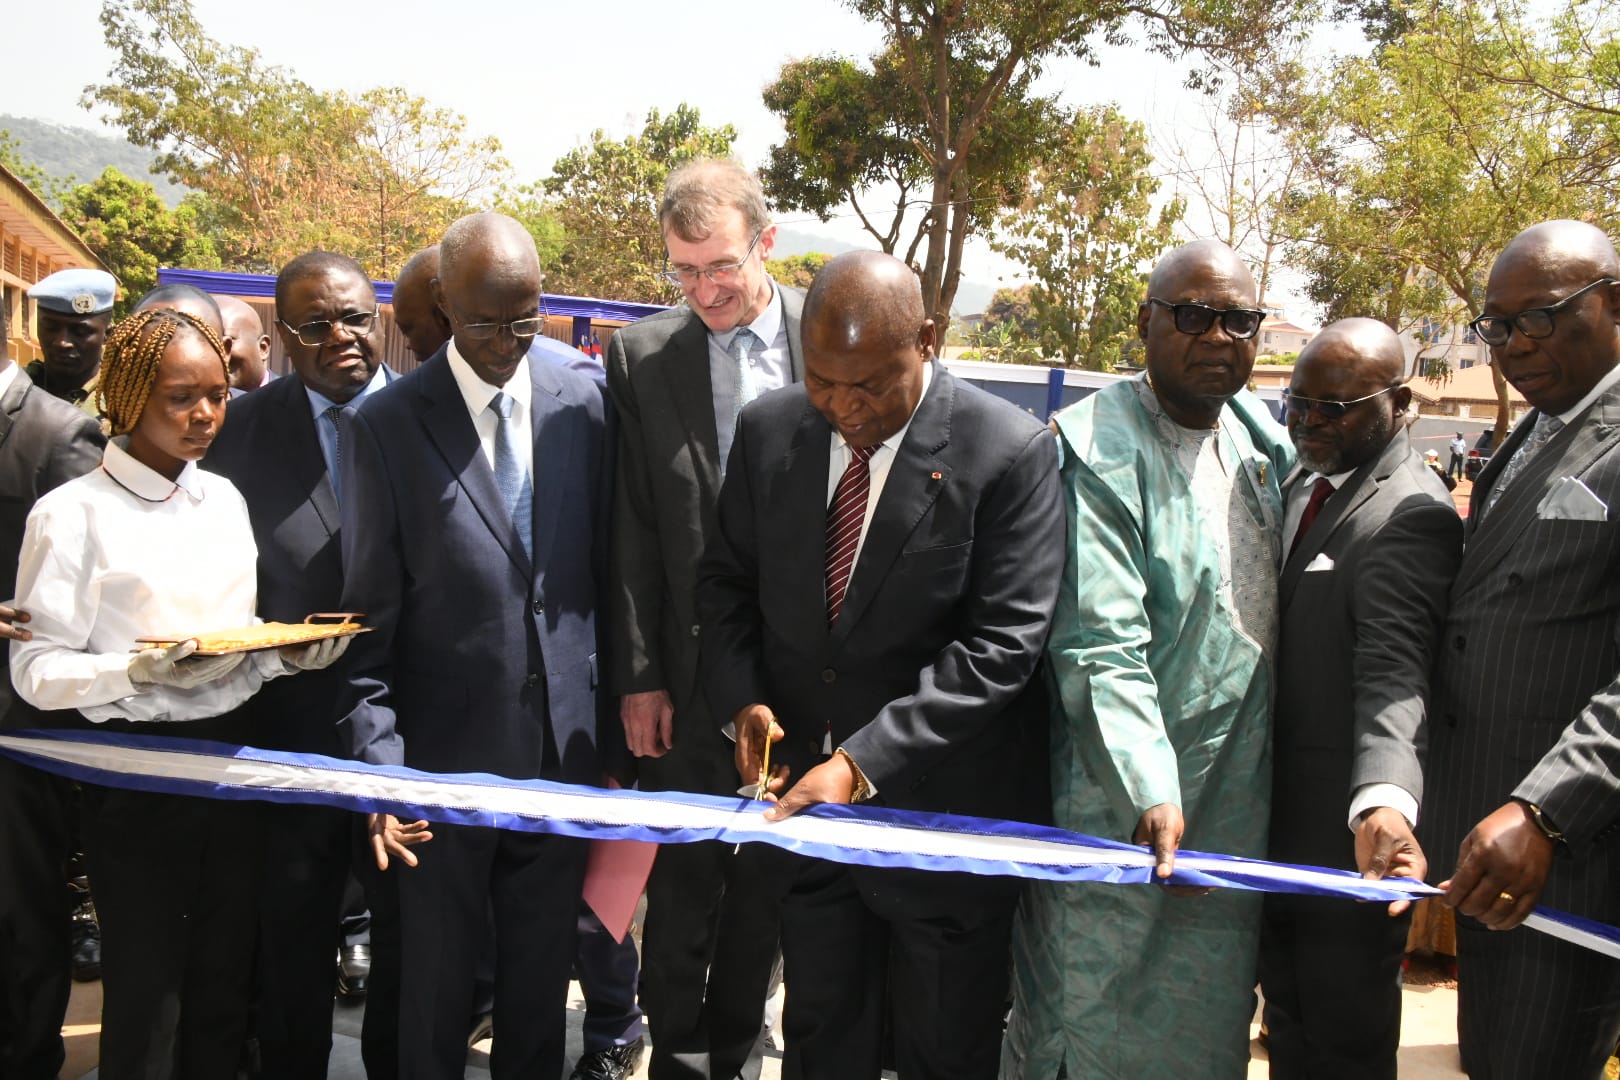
[835,748,872,802]
[1513,798,1566,848]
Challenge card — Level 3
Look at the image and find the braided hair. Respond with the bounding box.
[97,308,229,435]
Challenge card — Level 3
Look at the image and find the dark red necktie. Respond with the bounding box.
[825,445,877,625]
[1289,477,1336,557]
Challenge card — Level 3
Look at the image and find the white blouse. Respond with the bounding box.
[10,438,286,723]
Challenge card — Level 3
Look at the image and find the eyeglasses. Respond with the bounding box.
[1469,278,1618,346]
[450,314,546,342]
[1286,385,1400,420]
[278,309,379,347]
[1146,297,1265,340]
[660,231,763,288]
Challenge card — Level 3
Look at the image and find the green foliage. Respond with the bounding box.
[55,167,219,314]
[979,286,1040,340]
[990,106,1181,370]
[763,0,1313,329]
[492,184,569,275]
[1256,351,1298,366]
[1270,3,1601,424]
[83,0,506,275]
[765,252,833,290]
[537,105,736,304]
[968,318,1043,365]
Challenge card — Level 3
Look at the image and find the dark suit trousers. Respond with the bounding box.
[0,757,74,1080]
[255,803,400,1079]
[1259,893,1410,1079]
[83,783,261,1080]
[1455,917,1620,1079]
[576,905,644,1053]
[641,839,781,1080]
[396,822,585,1080]
[765,848,1021,1080]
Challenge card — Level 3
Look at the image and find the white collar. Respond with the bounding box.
[1303,465,1358,492]
[0,360,19,401]
[1554,362,1620,425]
[832,360,936,456]
[102,437,205,502]
[447,340,531,417]
[715,281,783,352]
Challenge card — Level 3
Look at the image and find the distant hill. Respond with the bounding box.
[1,114,190,206]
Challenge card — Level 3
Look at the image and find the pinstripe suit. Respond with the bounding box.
[1427,382,1620,1079]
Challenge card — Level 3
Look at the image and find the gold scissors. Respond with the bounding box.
[753,718,774,801]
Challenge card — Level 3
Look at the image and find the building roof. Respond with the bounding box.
[1407,363,1526,406]
[0,161,109,273]
[1262,318,1311,335]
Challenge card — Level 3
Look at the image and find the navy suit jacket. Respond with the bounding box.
[696,364,1063,823]
[203,366,397,754]
[335,348,618,784]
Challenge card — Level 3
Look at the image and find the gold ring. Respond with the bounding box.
[1498,891,1516,904]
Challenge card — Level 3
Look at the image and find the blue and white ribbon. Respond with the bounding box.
[1,729,1615,960]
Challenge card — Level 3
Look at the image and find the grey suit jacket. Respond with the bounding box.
[605,289,804,792]
[0,371,104,726]
[1270,429,1463,871]
[1427,382,1620,922]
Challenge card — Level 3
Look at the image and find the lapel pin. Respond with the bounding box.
[931,471,943,480]
[1259,462,1268,486]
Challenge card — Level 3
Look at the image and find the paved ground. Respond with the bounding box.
[63,972,1466,1079]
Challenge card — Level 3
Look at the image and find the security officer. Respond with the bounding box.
[25,269,116,408]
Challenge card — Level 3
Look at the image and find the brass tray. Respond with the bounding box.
[135,613,371,656]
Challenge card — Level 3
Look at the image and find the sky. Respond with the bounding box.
[9,0,1311,320]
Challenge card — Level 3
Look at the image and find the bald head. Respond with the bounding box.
[801,251,934,448]
[393,245,452,360]
[1483,219,1620,414]
[134,284,224,338]
[804,251,928,355]
[217,295,271,391]
[1289,317,1410,474]
[434,213,544,388]
[1146,239,1257,302]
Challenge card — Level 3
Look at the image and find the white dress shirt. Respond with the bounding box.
[1284,466,1421,831]
[824,361,936,570]
[710,283,792,467]
[0,359,20,401]
[10,439,286,723]
[447,341,533,476]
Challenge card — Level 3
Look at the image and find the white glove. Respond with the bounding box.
[278,633,353,672]
[128,641,247,689]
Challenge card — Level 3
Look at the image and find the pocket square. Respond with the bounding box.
[1537,476,1608,521]
[1304,553,1335,572]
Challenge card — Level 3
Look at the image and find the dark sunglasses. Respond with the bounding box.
[1286,385,1399,420]
[1147,297,1265,340]
[1469,278,1618,347]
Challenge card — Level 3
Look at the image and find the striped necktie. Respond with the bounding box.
[825,444,877,625]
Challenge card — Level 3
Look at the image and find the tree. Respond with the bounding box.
[1271,4,1596,441]
[84,0,507,274]
[56,167,219,314]
[766,252,834,290]
[762,0,1311,332]
[537,105,736,304]
[991,106,1182,370]
[978,285,1040,340]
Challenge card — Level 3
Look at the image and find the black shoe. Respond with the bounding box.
[336,944,370,1001]
[70,906,100,984]
[569,1036,645,1080]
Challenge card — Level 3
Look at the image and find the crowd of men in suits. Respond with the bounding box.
[0,153,1618,1080]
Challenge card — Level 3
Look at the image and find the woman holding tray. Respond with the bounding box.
[9,307,350,1080]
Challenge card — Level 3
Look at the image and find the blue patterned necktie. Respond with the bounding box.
[731,327,761,427]
[1483,413,1564,518]
[489,392,533,560]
